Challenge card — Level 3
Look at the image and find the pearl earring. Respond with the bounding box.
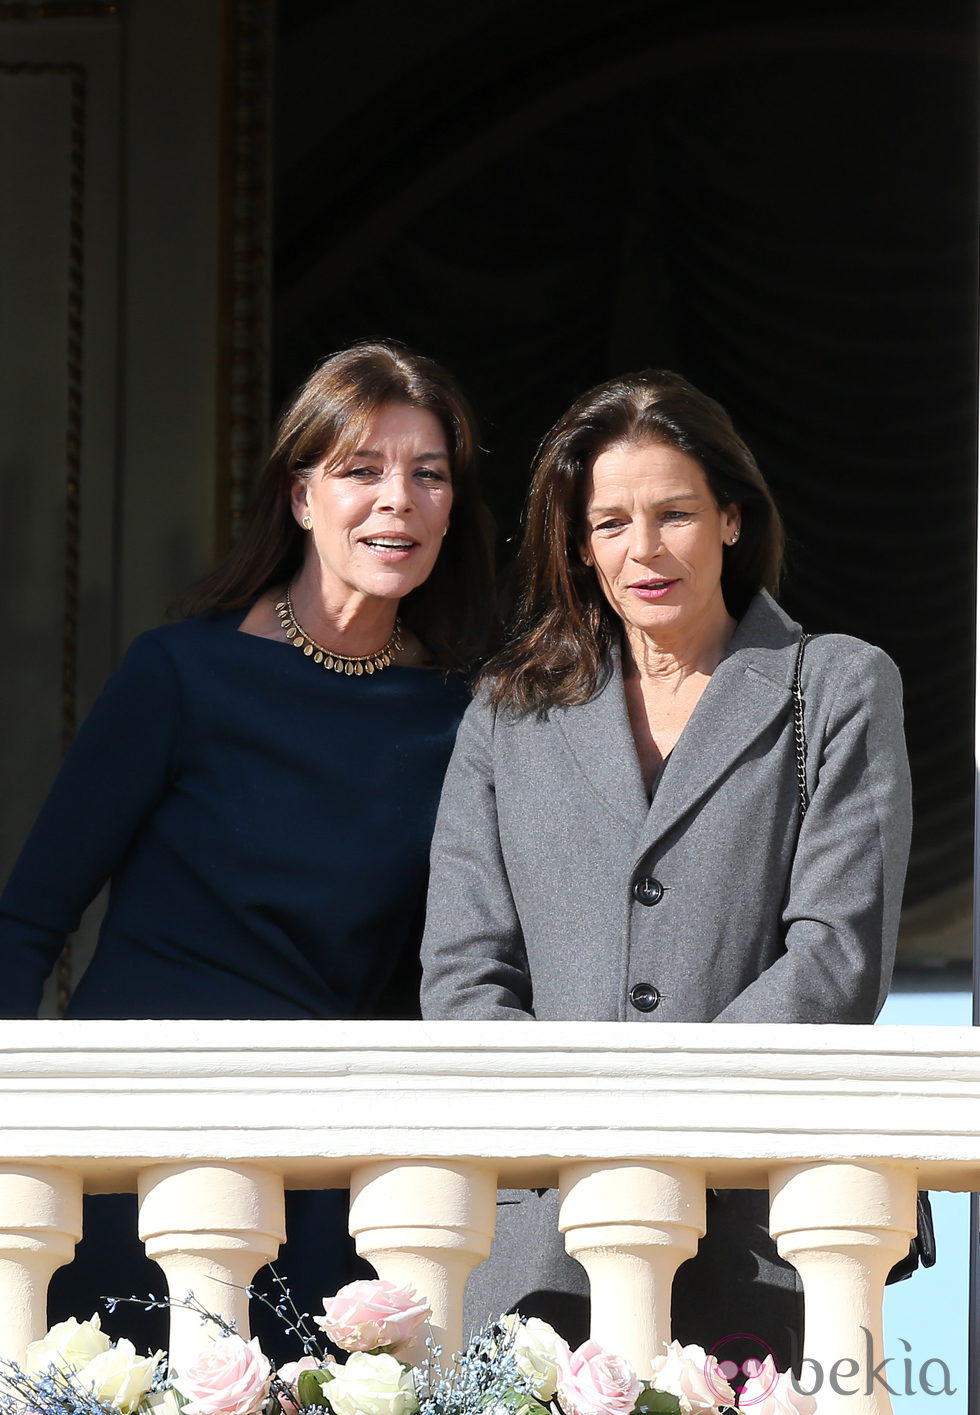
[729,529,740,545]
[302,515,313,530]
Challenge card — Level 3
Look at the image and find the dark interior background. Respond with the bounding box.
[273,0,978,915]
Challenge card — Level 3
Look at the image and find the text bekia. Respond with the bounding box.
[790,1328,955,1399]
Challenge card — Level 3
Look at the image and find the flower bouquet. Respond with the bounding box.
[0,1276,815,1415]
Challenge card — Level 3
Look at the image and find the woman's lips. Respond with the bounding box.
[360,535,419,562]
[629,578,679,600]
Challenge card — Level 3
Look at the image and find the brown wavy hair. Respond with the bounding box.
[485,369,784,713]
[178,340,496,670]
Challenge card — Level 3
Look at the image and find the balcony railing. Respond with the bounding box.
[0,1020,974,1415]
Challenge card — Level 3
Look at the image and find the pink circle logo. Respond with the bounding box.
[705,1333,778,1406]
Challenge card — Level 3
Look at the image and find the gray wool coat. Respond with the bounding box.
[420,590,912,1357]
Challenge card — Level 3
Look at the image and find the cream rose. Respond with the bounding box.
[76,1339,163,1413]
[322,1351,418,1415]
[737,1357,816,1414]
[499,1314,569,1400]
[26,1315,111,1374]
[649,1341,734,1413]
[179,1335,272,1415]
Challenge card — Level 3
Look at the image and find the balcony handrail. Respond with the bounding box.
[0,1019,975,1189]
[0,1019,971,1413]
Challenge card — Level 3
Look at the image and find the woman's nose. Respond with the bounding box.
[375,470,415,514]
[631,521,663,562]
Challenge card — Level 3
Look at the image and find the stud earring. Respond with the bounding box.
[302,515,313,530]
[729,529,740,545]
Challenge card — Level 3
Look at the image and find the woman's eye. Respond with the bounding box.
[594,519,624,532]
[416,467,449,482]
[345,465,379,479]
[662,509,692,522]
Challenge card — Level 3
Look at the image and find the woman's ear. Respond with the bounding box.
[290,478,310,529]
[723,504,741,544]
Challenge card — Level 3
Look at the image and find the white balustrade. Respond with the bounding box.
[770,1162,918,1415]
[559,1161,706,1374]
[138,1162,286,1373]
[349,1160,497,1364]
[0,1018,974,1415]
[0,1165,82,1353]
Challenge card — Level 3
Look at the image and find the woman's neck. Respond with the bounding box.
[622,600,737,688]
[288,564,399,659]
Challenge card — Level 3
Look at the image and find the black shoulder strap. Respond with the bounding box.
[792,632,814,820]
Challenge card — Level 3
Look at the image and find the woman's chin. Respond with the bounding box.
[619,601,688,638]
[323,560,440,605]
[361,570,436,602]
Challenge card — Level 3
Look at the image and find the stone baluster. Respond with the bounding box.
[138,1163,285,1373]
[348,1160,497,1364]
[559,1161,706,1376]
[769,1161,918,1415]
[0,1165,83,1362]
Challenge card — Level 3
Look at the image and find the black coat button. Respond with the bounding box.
[629,982,662,1012]
[632,875,664,906]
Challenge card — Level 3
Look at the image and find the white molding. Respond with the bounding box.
[0,1021,976,1191]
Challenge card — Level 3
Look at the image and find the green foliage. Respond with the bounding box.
[633,1388,683,1415]
[296,1369,335,1408]
[489,1387,549,1415]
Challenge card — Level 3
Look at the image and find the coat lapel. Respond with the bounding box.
[552,648,650,831]
[635,592,802,857]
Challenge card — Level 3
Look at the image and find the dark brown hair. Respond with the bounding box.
[485,368,784,713]
[178,340,496,670]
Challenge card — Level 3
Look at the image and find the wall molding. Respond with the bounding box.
[217,0,273,552]
[0,2,117,17]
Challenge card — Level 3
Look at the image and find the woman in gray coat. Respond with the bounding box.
[420,370,912,1369]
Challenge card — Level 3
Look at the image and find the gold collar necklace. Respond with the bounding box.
[275,587,402,676]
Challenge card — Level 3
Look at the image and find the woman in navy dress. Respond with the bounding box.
[0,340,495,1353]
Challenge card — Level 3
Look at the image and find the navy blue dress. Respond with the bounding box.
[0,609,470,1351]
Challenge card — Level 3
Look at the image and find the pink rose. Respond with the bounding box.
[275,1356,321,1415]
[179,1335,272,1415]
[556,1339,641,1415]
[314,1280,431,1353]
[649,1341,735,1412]
[737,1357,816,1414]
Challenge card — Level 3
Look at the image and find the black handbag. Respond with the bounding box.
[793,633,936,1285]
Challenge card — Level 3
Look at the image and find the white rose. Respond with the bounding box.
[323,1352,418,1415]
[76,1340,163,1413]
[500,1314,570,1400]
[737,1357,817,1415]
[26,1315,112,1374]
[649,1341,735,1413]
